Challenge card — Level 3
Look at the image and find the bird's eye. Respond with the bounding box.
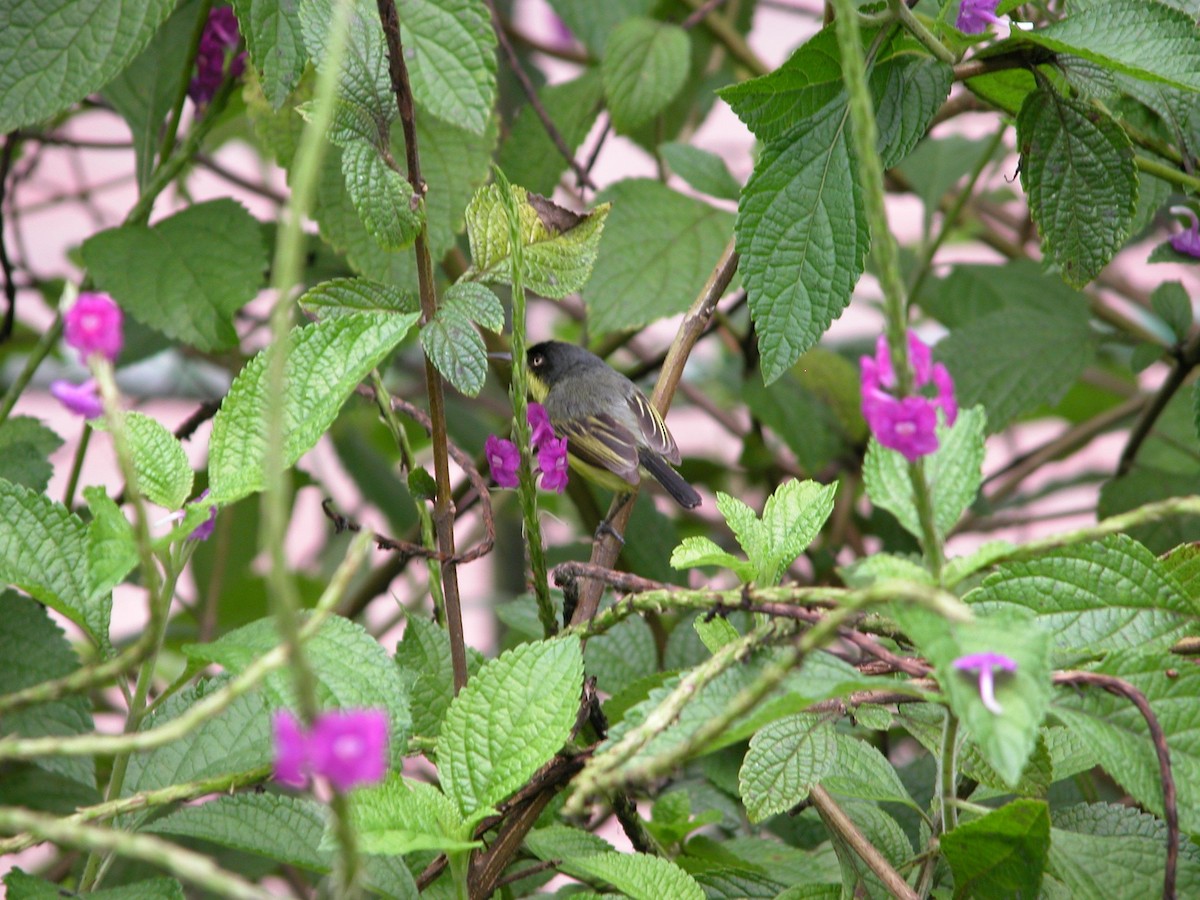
[531,353,544,369]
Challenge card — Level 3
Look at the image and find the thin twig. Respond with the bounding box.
[1054,671,1178,900]
[1117,330,1200,476]
[0,133,18,343]
[810,785,919,899]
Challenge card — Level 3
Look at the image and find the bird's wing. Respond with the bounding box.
[553,413,642,483]
[627,391,680,464]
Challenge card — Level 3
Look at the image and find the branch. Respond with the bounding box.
[810,785,919,899]
[1117,329,1200,476]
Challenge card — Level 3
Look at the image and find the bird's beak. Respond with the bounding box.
[487,351,512,362]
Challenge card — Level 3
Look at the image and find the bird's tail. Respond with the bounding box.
[639,448,701,509]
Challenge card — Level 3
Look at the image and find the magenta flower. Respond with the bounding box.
[537,435,570,493]
[861,333,957,462]
[64,292,123,364]
[273,709,389,792]
[50,379,104,419]
[1169,206,1200,258]
[485,434,521,488]
[956,0,1003,34]
[528,402,556,447]
[187,490,218,541]
[188,6,246,106]
[952,652,1018,715]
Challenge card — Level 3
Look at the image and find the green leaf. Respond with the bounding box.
[659,143,741,201]
[103,0,207,189]
[299,0,391,119]
[146,790,419,897]
[124,684,273,796]
[584,179,734,334]
[824,799,913,896]
[602,18,691,132]
[438,637,583,822]
[121,412,193,510]
[339,141,422,251]
[557,850,706,900]
[932,264,1095,430]
[346,773,477,855]
[966,535,1200,651]
[400,0,497,135]
[670,536,756,582]
[585,615,658,697]
[497,70,605,196]
[941,799,1050,900]
[0,592,95,788]
[1048,802,1200,898]
[1151,281,1194,342]
[823,733,915,808]
[1052,649,1200,833]
[757,479,838,585]
[84,487,138,605]
[299,276,418,319]
[545,0,654,54]
[82,199,267,351]
[1016,87,1136,287]
[739,714,836,823]
[419,283,501,398]
[692,616,741,655]
[0,479,104,645]
[208,311,419,503]
[232,0,308,108]
[737,102,868,383]
[898,134,1001,235]
[1019,0,1200,93]
[863,406,986,544]
[895,606,1052,786]
[0,0,176,132]
[395,616,484,740]
[0,417,62,492]
[464,182,609,298]
[5,870,184,900]
[186,613,413,757]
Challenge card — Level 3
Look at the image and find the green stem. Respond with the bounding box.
[1136,154,1200,194]
[493,169,556,637]
[62,422,92,508]
[909,460,945,580]
[888,0,956,65]
[151,0,214,193]
[679,0,768,76]
[938,710,959,832]
[0,314,61,428]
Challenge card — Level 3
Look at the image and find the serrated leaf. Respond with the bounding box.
[585,614,658,696]
[0,479,104,645]
[464,182,609,298]
[208,311,419,503]
[345,773,476,856]
[894,606,1052,786]
[1151,280,1193,342]
[863,406,986,544]
[824,798,913,897]
[758,479,838,585]
[299,276,418,319]
[602,18,691,132]
[669,536,755,582]
[823,733,914,808]
[941,799,1050,900]
[739,714,836,822]
[231,0,308,108]
[185,613,413,758]
[737,102,868,383]
[400,0,497,136]
[584,179,734,334]
[1052,649,1200,834]
[966,534,1200,651]
[659,143,741,201]
[1016,87,1136,287]
[395,616,483,739]
[84,487,138,605]
[0,592,95,789]
[421,307,487,396]
[340,141,423,251]
[438,637,582,822]
[0,0,176,132]
[692,616,741,655]
[5,870,183,900]
[558,850,706,900]
[544,0,654,55]
[443,282,503,331]
[1019,0,1200,94]
[299,0,392,120]
[0,417,62,492]
[82,199,267,351]
[119,412,193,509]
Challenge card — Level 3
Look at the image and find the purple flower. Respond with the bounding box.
[188,6,246,106]
[64,292,123,364]
[537,435,570,493]
[187,490,218,542]
[956,0,1003,34]
[485,434,521,488]
[1169,206,1200,258]
[952,652,1018,715]
[528,402,556,448]
[861,332,957,461]
[273,709,389,792]
[50,379,104,419]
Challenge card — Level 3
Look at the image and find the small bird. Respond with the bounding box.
[526,341,701,522]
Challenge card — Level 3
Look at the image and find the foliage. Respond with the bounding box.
[0,0,1198,898]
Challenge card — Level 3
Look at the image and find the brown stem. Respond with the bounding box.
[0,132,18,343]
[1117,330,1200,476]
[569,240,739,627]
[375,0,468,694]
[483,0,597,190]
[1054,671,1178,900]
[810,785,919,899]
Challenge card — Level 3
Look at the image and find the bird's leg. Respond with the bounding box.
[594,492,634,545]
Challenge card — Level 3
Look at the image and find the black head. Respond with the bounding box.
[527,341,604,385]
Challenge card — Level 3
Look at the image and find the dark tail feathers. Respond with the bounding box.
[639,448,701,509]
